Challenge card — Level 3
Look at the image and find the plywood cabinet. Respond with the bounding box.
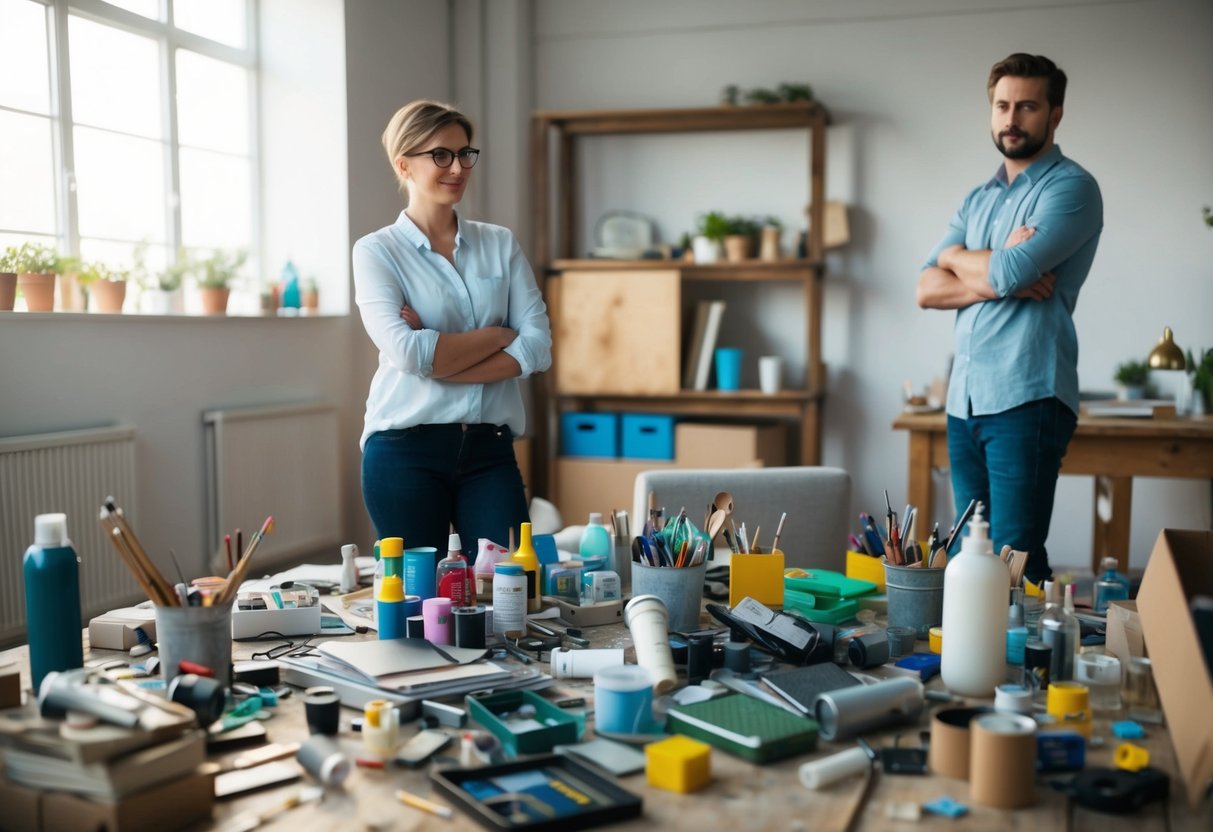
[531,103,830,501]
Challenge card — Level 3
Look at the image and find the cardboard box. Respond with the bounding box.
[1104,600,1146,666]
[555,457,675,528]
[0,775,43,831]
[87,608,157,652]
[0,666,22,709]
[675,423,785,468]
[1135,529,1213,807]
[39,764,217,832]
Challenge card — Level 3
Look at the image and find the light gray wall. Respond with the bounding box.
[528,0,1213,569]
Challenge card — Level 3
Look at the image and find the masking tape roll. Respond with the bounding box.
[928,626,943,654]
[928,706,992,780]
[1114,742,1150,772]
[970,713,1037,809]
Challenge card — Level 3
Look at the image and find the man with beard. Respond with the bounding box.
[917,53,1103,584]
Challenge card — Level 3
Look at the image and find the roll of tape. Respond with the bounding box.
[848,631,890,669]
[453,604,488,649]
[928,706,992,780]
[994,683,1034,715]
[970,713,1037,809]
[886,626,917,659]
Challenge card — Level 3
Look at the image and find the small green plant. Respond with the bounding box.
[5,242,60,274]
[195,249,248,289]
[697,211,731,242]
[761,215,783,229]
[743,87,782,105]
[1114,359,1150,387]
[777,82,813,102]
[725,215,760,237]
[1204,206,1212,228]
[1189,348,1213,408]
[720,84,740,106]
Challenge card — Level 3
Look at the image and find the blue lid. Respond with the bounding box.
[494,563,524,575]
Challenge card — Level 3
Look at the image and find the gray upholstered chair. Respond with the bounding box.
[632,466,852,572]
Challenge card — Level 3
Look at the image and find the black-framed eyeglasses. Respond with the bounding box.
[405,147,480,169]
[249,633,320,661]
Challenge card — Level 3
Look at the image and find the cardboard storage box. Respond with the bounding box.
[556,457,675,527]
[560,412,620,458]
[1136,529,1213,807]
[675,423,786,468]
[621,414,676,460]
[87,608,157,652]
[1104,600,1145,666]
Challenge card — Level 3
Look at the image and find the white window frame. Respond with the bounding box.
[3,0,260,278]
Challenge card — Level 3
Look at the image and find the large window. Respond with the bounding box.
[0,0,256,311]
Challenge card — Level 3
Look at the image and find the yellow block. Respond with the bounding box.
[729,551,786,608]
[645,735,711,794]
[846,550,886,590]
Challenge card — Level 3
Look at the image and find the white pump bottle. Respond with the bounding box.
[940,503,1010,697]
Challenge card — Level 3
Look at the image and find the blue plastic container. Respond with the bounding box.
[714,348,743,391]
[560,412,619,457]
[620,414,675,460]
[24,513,83,693]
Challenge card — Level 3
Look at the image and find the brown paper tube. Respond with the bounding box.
[928,706,992,780]
[970,713,1037,809]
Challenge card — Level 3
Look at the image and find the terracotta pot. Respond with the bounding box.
[759,226,781,261]
[0,273,15,311]
[90,280,127,313]
[723,234,752,263]
[59,272,86,311]
[200,286,230,315]
[302,289,319,313]
[18,273,56,312]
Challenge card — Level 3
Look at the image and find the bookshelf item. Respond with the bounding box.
[683,300,727,391]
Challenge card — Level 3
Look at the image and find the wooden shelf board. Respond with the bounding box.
[534,102,829,135]
[558,390,824,419]
[548,259,822,281]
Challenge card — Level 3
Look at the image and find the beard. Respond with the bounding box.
[992,127,1047,160]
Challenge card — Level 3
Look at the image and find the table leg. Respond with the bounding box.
[907,432,934,531]
[1091,475,1132,573]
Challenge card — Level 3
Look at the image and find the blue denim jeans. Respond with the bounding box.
[946,397,1077,584]
[362,424,529,558]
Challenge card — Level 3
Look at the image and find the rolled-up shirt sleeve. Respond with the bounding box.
[923,202,970,270]
[501,236,552,378]
[988,175,1103,297]
[353,240,439,377]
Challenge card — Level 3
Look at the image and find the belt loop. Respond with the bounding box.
[462,423,470,433]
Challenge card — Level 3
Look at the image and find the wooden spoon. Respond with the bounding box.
[712,491,734,517]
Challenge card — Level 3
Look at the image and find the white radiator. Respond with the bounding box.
[0,426,141,645]
[203,401,342,571]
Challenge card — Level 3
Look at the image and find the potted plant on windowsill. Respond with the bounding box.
[81,262,129,313]
[0,246,17,311]
[137,244,185,315]
[196,249,247,315]
[8,243,60,312]
[1114,359,1151,401]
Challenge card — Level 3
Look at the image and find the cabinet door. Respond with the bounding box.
[554,269,680,395]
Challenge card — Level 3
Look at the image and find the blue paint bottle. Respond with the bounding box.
[24,513,84,693]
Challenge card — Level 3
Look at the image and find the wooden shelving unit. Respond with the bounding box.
[530,102,830,499]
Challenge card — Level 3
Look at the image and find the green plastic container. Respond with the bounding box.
[783,589,859,624]
[466,689,583,756]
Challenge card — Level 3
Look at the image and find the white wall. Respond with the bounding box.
[528,0,1213,569]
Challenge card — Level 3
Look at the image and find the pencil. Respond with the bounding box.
[224,534,233,572]
[216,516,274,605]
[396,789,452,819]
[771,511,787,555]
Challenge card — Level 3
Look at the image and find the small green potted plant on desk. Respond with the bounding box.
[196,249,247,315]
[1114,359,1151,401]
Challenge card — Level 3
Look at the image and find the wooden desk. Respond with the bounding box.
[3,621,1211,831]
[893,412,1213,572]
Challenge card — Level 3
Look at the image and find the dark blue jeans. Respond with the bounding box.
[947,397,1077,584]
[362,424,529,559]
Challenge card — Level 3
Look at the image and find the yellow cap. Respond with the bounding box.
[380,537,404,558]
[364,699,388,728]
[1114,742,1150,772]
[378,574,404,602]
[928,627,943,654]
[1047,682,1092,737]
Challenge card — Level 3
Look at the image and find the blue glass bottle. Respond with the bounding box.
[24,513,84,693]
[1093,557,1130,613]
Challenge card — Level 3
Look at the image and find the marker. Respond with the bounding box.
[396,789,453,819]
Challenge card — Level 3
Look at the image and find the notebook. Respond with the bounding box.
[318,637,488,681]
[665,693,818,763]
[760,663,861,716]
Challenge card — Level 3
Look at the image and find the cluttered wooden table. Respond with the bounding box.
[892,411,1213,572]
[2,593,1209,832]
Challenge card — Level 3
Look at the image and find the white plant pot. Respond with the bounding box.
[692,235,721,264]
[1116,384,1145,401]
[142,288,183,315]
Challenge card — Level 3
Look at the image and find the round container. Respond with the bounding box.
[1023,640,1052,703]
[155,604,233,689]
[886,626,917,659]
[1046,681,1092,738]
[594,664,654,734]
[630,560,706,633]
[297,735,351,787]
[422,597,453,645]
[970,713,1037,809]
[885,563,945,637]
[1075,653,1121,711]
[929,706,993,779]
[492,563,527,636]
[453,605,488,649]
[928,626,943,654]
[303,686,341,735]
[404,547,439,600]
[1124,656,1162,723]
[994,683,1034,716]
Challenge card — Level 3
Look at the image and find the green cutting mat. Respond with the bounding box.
[665,694,818,763]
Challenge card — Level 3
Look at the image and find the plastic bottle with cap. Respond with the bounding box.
[24,513,85,692]
[436,532,474,606]
[1006,603,1028,665]
[511,522,542,613]
[940,503,1009,697]
[1093,556,1130,613]
[578,513,613,573]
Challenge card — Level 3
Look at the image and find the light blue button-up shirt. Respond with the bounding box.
[925,146,1103,418]
[353,212,551,449]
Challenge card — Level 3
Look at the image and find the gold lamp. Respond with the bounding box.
[1147,326,1186,370]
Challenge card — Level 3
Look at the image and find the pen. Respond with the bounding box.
[396,789,453,819]
[770,512,787,555]
[503,641,532,664]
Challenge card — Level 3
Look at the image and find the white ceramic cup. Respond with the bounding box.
[759,355,783,394]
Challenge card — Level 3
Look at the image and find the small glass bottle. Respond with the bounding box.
[578,513,613,573]
[1093,556,1131,613]
[1039,581,1080,682]
[1006,603,1028,667]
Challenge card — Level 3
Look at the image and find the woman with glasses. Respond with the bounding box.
[353,99,551,560]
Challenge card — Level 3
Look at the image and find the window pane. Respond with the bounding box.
[174,0,246,49]
[0,111,56,234]
[69,15,162,138]
[74,126,167,242]
[0,0,51,114]
[101,0,161,20]
[80,238,167,277]
[176,49,249,154]
[179,147,251,250]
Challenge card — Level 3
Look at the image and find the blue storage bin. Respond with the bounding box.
[560,412,619,457]
[621,414,676,460]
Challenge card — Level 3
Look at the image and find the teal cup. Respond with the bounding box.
[714,347,743,391]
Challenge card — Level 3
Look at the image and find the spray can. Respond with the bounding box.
[24,513,84,692]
